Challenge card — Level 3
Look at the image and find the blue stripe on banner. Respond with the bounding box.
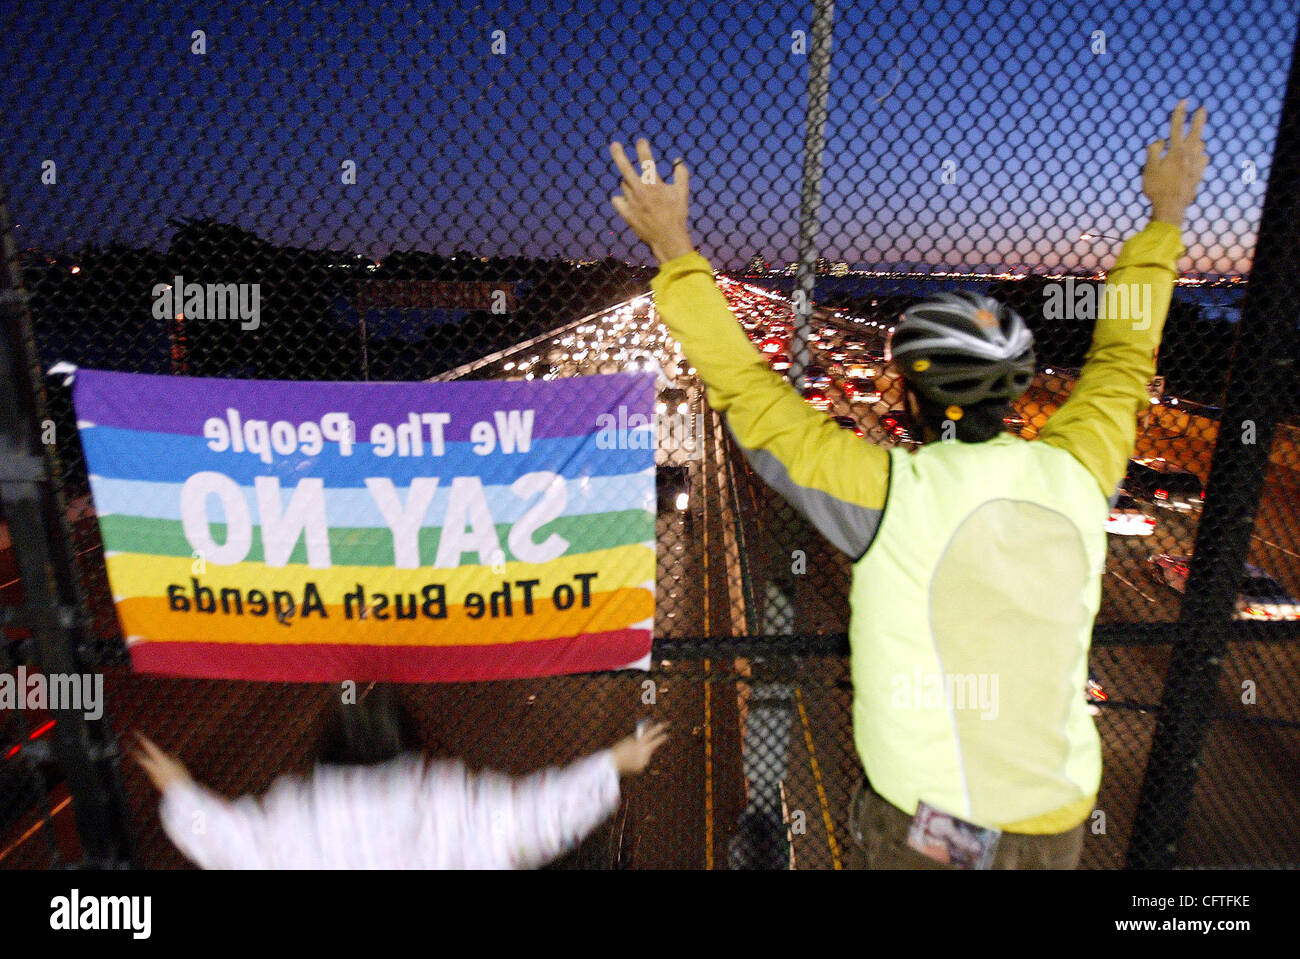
[79,426,656,486]
[87,471,655,525]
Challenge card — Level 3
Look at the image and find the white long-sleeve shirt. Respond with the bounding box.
[158,750,621,869]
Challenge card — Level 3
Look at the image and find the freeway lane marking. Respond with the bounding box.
[702,434,711,635]
[795,687,842,870]
[0,795,72,864]
[700,419,714,868]
[704,658,714,870]
[1251,533,1300,561]
[1108,569,1157,604]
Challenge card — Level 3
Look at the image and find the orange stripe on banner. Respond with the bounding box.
[115,586,653,646]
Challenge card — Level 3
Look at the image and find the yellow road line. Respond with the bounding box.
[795,687,842,869]
[700,423,714,868]
[0,795,73,864]
[701,474,710,631]
[704,657,714,869]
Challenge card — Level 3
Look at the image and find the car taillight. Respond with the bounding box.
[1145,517,1156,525]
[1155,488,1168,500]
[4,718,55,761]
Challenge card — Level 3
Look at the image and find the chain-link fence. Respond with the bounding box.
[3,0,1300,869]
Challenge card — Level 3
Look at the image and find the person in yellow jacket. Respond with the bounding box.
[607,99,1209,869]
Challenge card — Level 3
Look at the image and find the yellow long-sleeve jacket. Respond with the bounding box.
[649,221,1184,833]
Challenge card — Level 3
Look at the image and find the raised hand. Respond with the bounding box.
[131,731,194,792]
[609,721,669,775]
[607,138,696,264]
[1143,99,1209,227]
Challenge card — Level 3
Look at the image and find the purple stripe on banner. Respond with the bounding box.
[72,369,655,441]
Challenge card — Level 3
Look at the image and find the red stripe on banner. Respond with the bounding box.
[126,629,652,681]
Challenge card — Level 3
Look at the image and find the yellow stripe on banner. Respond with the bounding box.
[114,586,653,646]
[103,544,653,603]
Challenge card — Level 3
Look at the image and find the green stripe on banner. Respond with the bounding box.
[98,510,655,566]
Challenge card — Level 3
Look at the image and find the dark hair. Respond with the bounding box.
[315,684,421,767]
[911,387,1012,444]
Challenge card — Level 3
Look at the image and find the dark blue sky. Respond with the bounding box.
[3,0,1296,274]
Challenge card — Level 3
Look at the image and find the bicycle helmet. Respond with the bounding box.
[886,291,1036,409]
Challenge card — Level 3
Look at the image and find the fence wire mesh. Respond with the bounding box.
[2,0,1300,868]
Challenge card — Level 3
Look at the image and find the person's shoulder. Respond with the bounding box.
[908,434,1042,483]
[255,769,316,817]
[298,754,469,795]
[914,433,1017,461]
[1025,432,1099,470]
[415,754,470,788]
[369,753,470,792]
[294,757,436,814]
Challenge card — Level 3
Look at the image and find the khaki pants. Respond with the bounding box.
[850,778,1084,870]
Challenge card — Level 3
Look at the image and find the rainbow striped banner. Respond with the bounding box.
[72,369,657,681]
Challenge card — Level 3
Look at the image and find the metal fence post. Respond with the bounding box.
[0,185,134,868]
[785,0,837,389]
[728,0,836,870]
[1126,21,1300,869]
[790,0,835,390]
